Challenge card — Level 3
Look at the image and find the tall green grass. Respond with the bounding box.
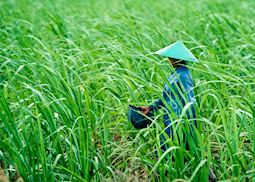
[0,0,254,181]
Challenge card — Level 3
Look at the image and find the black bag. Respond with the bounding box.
[127,105,154,129]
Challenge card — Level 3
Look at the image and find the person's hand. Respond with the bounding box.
[139,106,150,115]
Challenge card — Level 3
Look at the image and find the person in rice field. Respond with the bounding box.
[139,41,216,181]
[140,41,197,147]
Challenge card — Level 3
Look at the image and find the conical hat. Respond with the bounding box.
[155,41,198,62]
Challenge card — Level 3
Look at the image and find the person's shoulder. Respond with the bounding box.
[178,65,189,71]
[177,66,190,76]
[177,66,192,81]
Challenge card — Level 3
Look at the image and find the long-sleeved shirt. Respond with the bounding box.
[149,65,196,136]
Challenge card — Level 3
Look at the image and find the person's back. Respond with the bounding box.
[163,65,196,135]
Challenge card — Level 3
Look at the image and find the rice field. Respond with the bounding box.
[0,0,255,181]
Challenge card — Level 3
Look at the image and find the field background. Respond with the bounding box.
[0,0,255,181]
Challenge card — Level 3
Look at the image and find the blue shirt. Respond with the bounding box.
[149,65,196,136]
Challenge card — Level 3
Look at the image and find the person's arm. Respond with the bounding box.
[148,98,164,112]
[140,98,163,115]
[140,89,166,115]
[147,82,171,113]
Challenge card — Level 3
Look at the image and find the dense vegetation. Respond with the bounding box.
[0,0,254,181]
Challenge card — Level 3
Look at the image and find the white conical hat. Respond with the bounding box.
[155,41,198,62]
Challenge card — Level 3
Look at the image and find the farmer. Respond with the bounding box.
[139,41,217,181]
[140,41,197,151]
